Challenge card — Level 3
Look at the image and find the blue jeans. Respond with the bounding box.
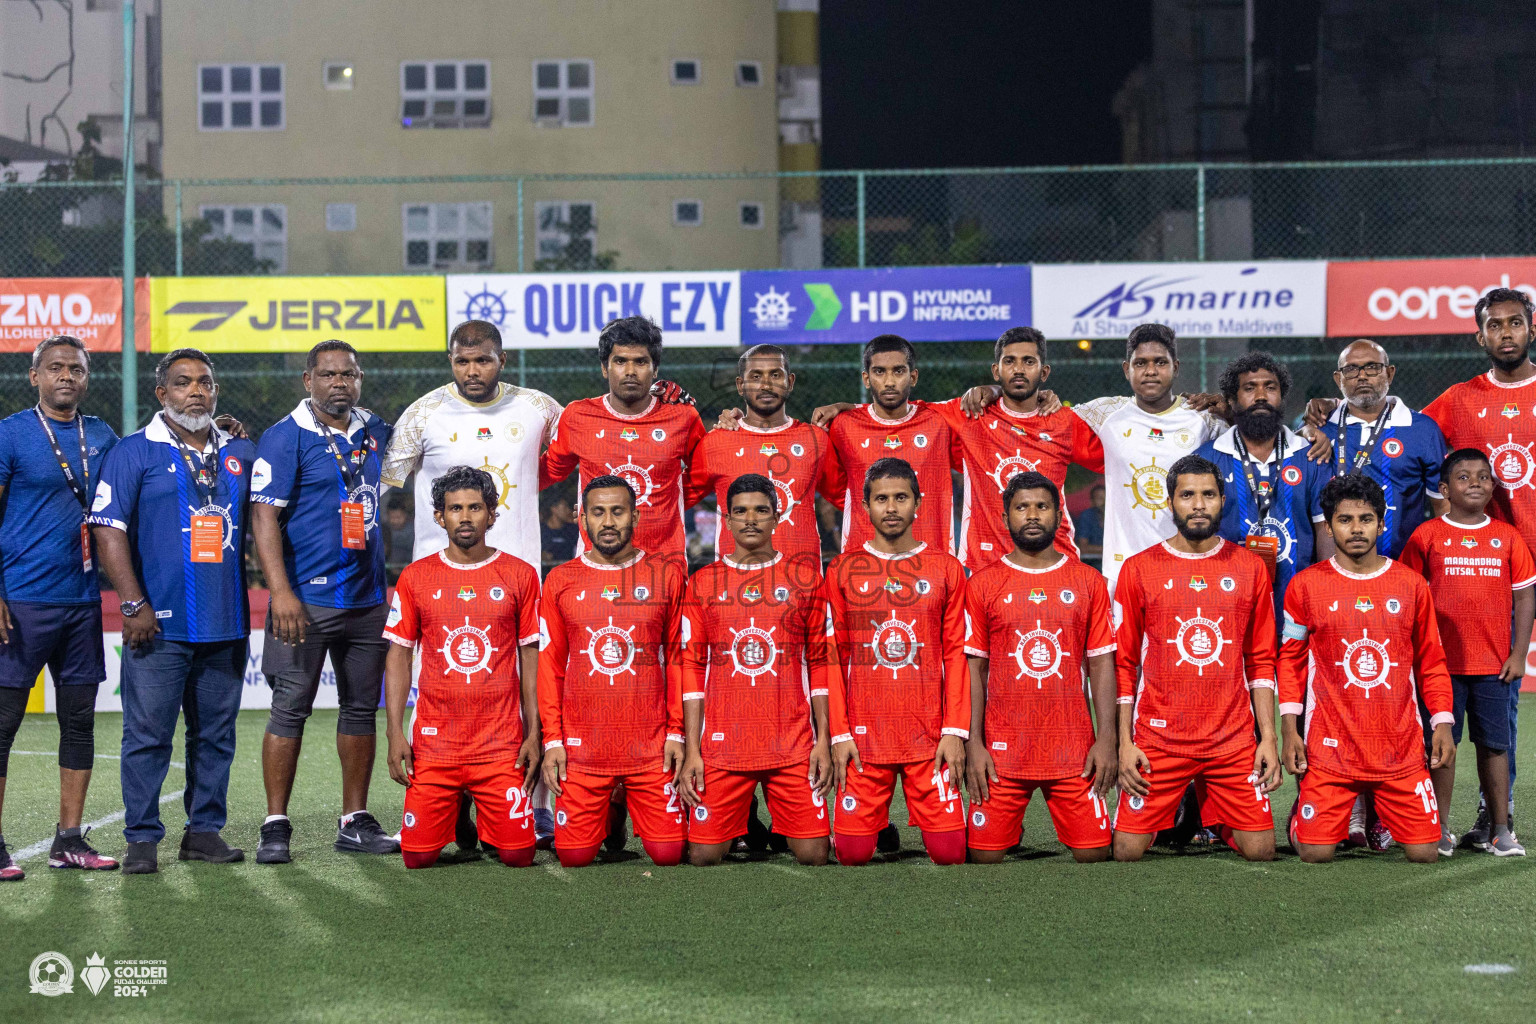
[120,637,247,844]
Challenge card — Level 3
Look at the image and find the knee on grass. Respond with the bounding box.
[688,842,729,867]
[788,837,830,866]
[1113,832,1153,862]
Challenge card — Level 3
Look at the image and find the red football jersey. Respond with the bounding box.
[964,554,1115,779]
[1114,540,1277,758]
[540,395,706,558]
[1279,558,1454,781]
[825,543,968,763]
[537,550,686,775]
[383,550,541,766]
[929,398,1105,570]
[1424,372,1536,556]
[685,418,845,563]
[680,553,835,771]
[827,404,958,555]
[1400,515,1536,674]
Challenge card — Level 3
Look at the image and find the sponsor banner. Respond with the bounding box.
[740,266,1030,345]
[0,278,150,352]
[1326,257,1536,337]
[150,276,446,352]
[1031,261,1327,339]
[448,272,739,348]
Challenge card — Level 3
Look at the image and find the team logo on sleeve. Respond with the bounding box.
[251,458,272,491]
[604,459,656,506]
[1336,630,1393,695]
[728,618,779,684]
[1012,621,1065,687]
[865,616,922,677]
[583,617,638,681]
[386,593,403,628]
[986,451,1041,491]
[1281,464,1303,485]
[1166,608,1228,674]
[91,481,112,512]
[1125,458,1169,518]
[440,618,497,681]
[1488,435,1536,492]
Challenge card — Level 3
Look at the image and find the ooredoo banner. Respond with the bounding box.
[1326,257,1536,337]
[0,277,150,352]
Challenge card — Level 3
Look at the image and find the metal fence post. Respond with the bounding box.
[1196,164,1208,391]
[516,177,525,273]
[120,0,138,435]
[174,179,183,276]
[856,171,867,268]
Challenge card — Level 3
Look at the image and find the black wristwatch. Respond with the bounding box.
[121,598,148,618]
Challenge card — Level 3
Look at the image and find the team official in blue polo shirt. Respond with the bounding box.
[250,340,398,864]
[0,335,121,880]
[89,348,257,875]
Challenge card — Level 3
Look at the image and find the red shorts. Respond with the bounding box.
[402,760,535,853]
[1293,767,1441,847]
[834,760,965,836]
[688,761,830,844]
[555,766,686,850]
[967,774,1111,851]
[1113,744,1274,835]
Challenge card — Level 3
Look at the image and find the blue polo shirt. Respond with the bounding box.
[250,401,391,610]
[88,414,256,643]
[1318,399,1447,558]
[1197,425,1329,620]
[0,409,119,605]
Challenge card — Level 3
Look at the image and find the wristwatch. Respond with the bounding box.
[121,598,148,618]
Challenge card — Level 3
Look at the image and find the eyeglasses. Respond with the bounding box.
[1337,362,1387,381]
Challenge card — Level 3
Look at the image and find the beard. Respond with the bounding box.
[1488,341,1532,373]
[1234,403,1282,442]
[591,526,632,556]
[1010,522,1056,553]
[163,403,214,433]
[1001,378,1039,403]
[1173,509,1219,543]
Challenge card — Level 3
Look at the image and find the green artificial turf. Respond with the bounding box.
[2,705,1533,1023]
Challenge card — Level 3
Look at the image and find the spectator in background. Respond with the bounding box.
[383,498,414,580]
[1076,483,1106,571]
[540,489,579,576]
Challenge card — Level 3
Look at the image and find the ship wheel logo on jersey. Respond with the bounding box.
[1336,629,1394,697]
[476,457,513,509]
[604,459,656,506]
[182,503,238,551]
[767,473,798,526]
[1166,608,1229,675]
[1125,457,1170,518]
[1487,435,1536,492]
[865,616,923,678]
[1243,515,1296,564]
[986,450,1041,492]
[439,617,498,682]
[727,617,779,685]
[583,616,638,682]
[1011,621,1065,688]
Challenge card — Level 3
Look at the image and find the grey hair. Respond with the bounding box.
[32,334,90,371]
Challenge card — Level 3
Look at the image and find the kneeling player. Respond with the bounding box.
[384,467,543,868]
[826,459,969,865]
[964,472,1116,863]
[539,476,688,867]
[1281,474,1455,864]
[678,474,833,865]
[1112,455,1281,862]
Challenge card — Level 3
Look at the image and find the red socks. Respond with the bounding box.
[641,839,684,866]
[921,829,966,865]
[556,843,601,868]
[498,846,535,867]
[834,831,879,865]
[402,849,439,869]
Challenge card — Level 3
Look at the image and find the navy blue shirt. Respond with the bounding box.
[0,409,119,605]
[250,402,391,609]
[1318,400,1447,558]
[89,415,256,643]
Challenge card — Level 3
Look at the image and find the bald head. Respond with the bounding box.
[1334,339,1395,414]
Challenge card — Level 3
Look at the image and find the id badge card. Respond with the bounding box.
[80,520,93,573]
[340,501,368,550]
[1244,533,1279,579]
[190,515,225,563]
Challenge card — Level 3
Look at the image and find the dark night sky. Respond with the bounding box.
[821,1,1153,169]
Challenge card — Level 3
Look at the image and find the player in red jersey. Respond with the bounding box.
[1399,449,1532,856]
[677,473,834,865]
[824,458,969,865]
[383,466,543,868]
[686,345,844,566]
[1112,454,1281,862]
[540,316,706,561]
[964,471,1117,863]
[538,475,688,867]
[1281,474,1456,863]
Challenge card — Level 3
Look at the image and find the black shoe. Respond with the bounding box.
[123,841,159,875]
[335,812,400,855]
[257,819,293,864]
[876,823,901,854]
[179,830,244,863]
[768,831,790,854]
[0,841,24,881]
[48,826,119,870]
[454,793,479,852]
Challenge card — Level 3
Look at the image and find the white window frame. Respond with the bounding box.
[670,59,701,85]
[198,63,285,131]
[673,199,703,227]
[400,60,491,128]
[532,60,594,125]
[199,203,288,271]
[402,201,494,271]
[534,201,598,263]
[735,61,762,87]
[738,201,764,229]
[325,203,357,232]
[323,62,354,90]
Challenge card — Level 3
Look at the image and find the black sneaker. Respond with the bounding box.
[455,793,479,852]
[48,826,119,870]
[876,823,901,854]
[0,842,23,881]
[257,819,293,864]
[179,830,244,863]
[335,812,400,855]
[122,841,159,875]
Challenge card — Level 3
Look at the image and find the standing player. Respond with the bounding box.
[1280,474,1456,864]
[964,471,1117,863]
[1111,455,1281,862]
[538,476,688,867]
[383,467,543,868]
[1400,450,1533,856]
[825,458,968,866]
[677,473,834,866]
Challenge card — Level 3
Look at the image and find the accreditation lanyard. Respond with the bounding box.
[35,406,93,571]
[309,402,370,551]
[1336,398,1396,476]
[165,414,225,563]
[1235,431,1285,579]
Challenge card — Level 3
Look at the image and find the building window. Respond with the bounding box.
[324,62,354,90]
[673,200,702,227]
[671,60,700,85]
[535,201,596,264]
[739,202,763,229]
[200,204,287,270]
[326,203,357,232]
[735,62,761,87]
[532,60,593,125]
[400,60,490,127]
[403,202,492,269]
[198,64,284,131]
